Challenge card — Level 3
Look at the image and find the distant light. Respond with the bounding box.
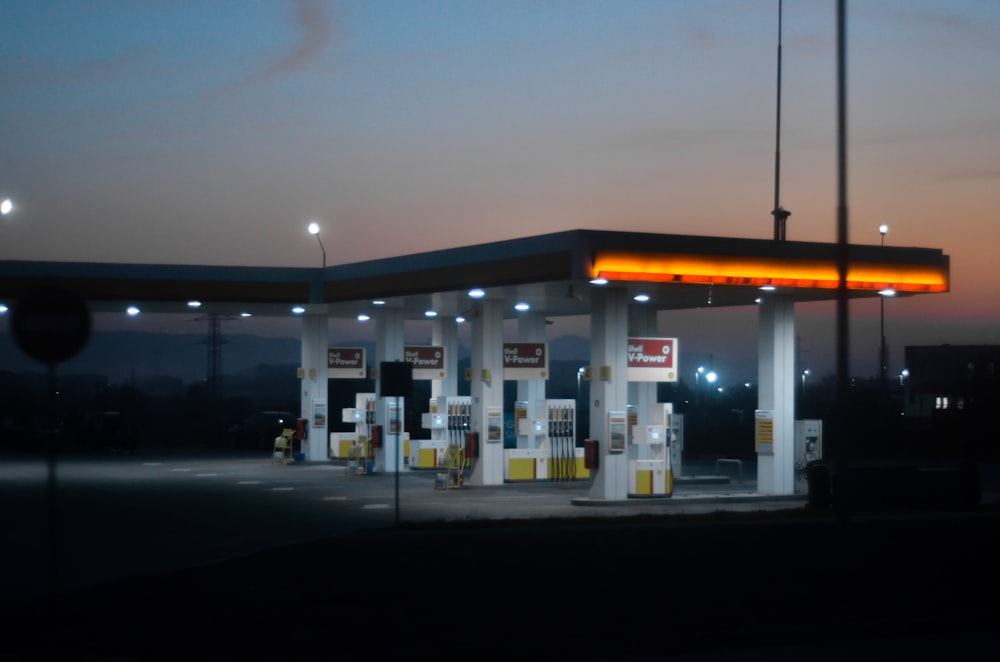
[455,316,466,324]
[372,299,386,306]
[307,221,320,236]
[759,285,776,291]
[0,303,8,314]
[633,293,650,303]
[468,288,486,299]
[706,371,718,384]
[589,277,608,285]
[424,309,438,318]
[291,306,306,314]
[187,300,202,309]
[754,297,763,304]
[878,288,896,297]
[744,381,752,389]
[240,312,252,318]
[126,306,140,316]
[1,198,13,216]
[879,223,889,236]
[514,302,530,312]
[357,313,370,322]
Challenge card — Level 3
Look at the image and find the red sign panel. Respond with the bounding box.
[404,346,445,370]
[503,342,547,368]
[328,348,365,370]
[627,338,675,368]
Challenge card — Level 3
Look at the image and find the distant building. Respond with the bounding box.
[903,345,1000,419]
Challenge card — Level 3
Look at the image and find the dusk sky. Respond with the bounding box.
[2,1,999,381]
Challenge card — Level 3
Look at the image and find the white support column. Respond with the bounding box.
[375,309,406,472]
[589,288,630,500]
[300,313,329,462]
[517,312,547,444]
[431,317,459,400]
[469,300,504,486]
[757,295,796,494]
[628,306,658,461]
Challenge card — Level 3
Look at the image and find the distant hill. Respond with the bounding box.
[1,331,593,384]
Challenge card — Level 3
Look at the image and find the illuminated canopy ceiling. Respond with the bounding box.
[0,229,950,320]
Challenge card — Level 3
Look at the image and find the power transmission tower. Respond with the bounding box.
[194,314,233,398]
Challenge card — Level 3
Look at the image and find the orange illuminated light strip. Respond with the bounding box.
[592,252,948,293]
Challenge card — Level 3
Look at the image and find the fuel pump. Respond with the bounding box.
[547,400,575,481]
[794,419,823,494]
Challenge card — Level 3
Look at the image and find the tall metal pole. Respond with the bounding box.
[879,230,888,389]
[772,0,791,240]
[834,0,851,516]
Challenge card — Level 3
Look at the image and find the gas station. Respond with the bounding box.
[0,228,950,501]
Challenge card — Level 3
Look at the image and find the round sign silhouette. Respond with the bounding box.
[11,286,92,364]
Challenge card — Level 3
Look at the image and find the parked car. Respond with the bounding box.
[77,411,132,453]
[226,411,299,450]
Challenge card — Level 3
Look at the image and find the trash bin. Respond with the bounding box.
[806,461,830,510]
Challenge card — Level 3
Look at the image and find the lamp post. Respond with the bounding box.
[307,221,326,269]
[879,224,889,388]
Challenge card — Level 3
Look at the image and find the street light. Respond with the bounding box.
[1,198,13,216]
[879,224,890,387]
[307,221,326,269]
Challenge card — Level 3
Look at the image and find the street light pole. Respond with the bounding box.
[307,221,326,269]
[879,224,889,388]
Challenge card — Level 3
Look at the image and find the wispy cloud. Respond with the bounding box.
[210,0,336,97]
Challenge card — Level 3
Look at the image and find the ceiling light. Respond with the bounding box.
[187,300,202,309]
[240,312,251,318]
[357,313,370,322]
[424,309,438,318]
[633,293,650,303]
[878,288,896,297]
[468,288,486,299]
[589,277,608,285]
[126,306,140,316]
[514,302,530,312]
[759,285,776,291]
[372,299,386,306]
[291,306,306,314]
[455,316,466,324]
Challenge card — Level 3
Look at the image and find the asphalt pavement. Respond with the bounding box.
[2,450,999,660]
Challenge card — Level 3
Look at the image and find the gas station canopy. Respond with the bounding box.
[0,229,950,320]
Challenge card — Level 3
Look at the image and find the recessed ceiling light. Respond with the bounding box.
[468,288,486,299]
[424,309,438,318]
[372,299,386,306]
[357,313,370,321]
[187,300,202,309]
[589,277,608,285]
[759,285,776,291]
[514,302,530,312]
[126,306,140,316]
[455,316,466,324]
[291,306,306,314]
[633,293,650,303]
[240,312,252,318]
